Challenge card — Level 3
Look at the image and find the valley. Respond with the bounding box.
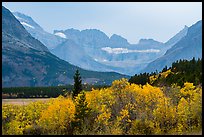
[2,3,202,135]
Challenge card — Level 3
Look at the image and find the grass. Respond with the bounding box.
[2,98,51,105]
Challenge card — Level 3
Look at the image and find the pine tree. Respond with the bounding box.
[75,92,90,122]
[72,70,82,99]
[162,65,168,72]
[73,91,91,133]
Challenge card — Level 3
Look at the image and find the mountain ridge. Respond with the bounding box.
[140,20,202,73]
[12,10,194,75]
[2,6,128,87]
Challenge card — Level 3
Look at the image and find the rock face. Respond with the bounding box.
[52,28,168,75]
[2,6,128,87]
[52,27,189,75]
[13,12,66,50]
[165,25,188,48]
[141,20,202,73]
[13,11,191,75]
[2,9,49,52]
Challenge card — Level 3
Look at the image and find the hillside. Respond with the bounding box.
[129,57,202,87]
[141,20,202,73]
[2,6,128,87]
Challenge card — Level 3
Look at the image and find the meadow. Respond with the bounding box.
[2,98,50,105]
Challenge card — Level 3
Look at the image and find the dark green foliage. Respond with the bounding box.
[129,57,202,87]
[73,91,91,133]
[128,72,150,85]
[161,65,168,73]
[165,57,202,87]
[2,84,110,99]
[2,86,72,98]
[72,70,82,99]
[75,92,90,121]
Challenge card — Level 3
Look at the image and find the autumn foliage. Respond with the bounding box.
[2,78,202,135]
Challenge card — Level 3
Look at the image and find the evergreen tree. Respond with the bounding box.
[73,91,91,132]
[72,70,82,99]
[162,65,168,72]
[129,58,202,87]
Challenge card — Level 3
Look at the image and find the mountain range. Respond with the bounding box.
[141,20,202,73]
[13,12,192,75]
[2,6,128,87]
[2,6,201,88]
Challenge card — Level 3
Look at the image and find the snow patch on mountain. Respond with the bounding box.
[54,32,67,38]
[20,22,35,29]
[101,47,160,54]
[14,15,23,20]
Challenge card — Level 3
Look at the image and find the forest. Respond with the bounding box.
[2,85,109,99]
[129,57,202,87]
[2,58,202,135]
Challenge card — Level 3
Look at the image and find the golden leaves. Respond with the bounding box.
[38,97,75,134]
[2,79,202,135]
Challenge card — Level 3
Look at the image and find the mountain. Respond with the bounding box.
[2,10,49,52]
[12,12,129,74]
[51,39,116,72]
[165,25,188,48]
[135,38,163,48]
[56,28,111,48]
[12,12,66,50]
[109,34,129,48]
[2,6,128,87]
[53,28,167,75]
[13,11,188,75]
[141,20,202,73]
[12,12,44,31]
[52,26,188,75]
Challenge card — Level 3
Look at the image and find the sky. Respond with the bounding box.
[2,2,202,44]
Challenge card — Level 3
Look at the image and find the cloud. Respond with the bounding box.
[101,47,160,54]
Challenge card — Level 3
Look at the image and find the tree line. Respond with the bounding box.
[2,81,109,99]
[129,57,202,87]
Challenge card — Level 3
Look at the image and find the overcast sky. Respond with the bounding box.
[2,2,202,44]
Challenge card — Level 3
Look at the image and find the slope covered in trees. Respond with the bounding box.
[129,57,202,87]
